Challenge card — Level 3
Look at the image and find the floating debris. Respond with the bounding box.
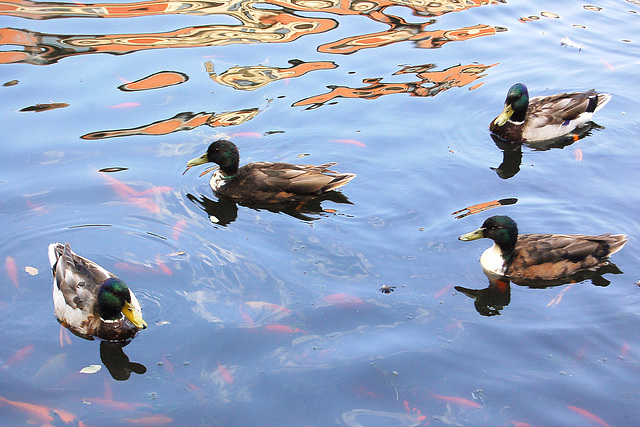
[19,103,69,113]
[379,284,396,294]
[24,266,38,275]
[561,36,583,51]
[452,198,518,219]
[79,364,102,374]
[3,80,18,87]
[98,167,128,173]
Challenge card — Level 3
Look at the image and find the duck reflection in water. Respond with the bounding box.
[456,264,623,317]
[100,341,147,381]
[187,190,352,225]
[490,123,604,180]
[455,273,511,317]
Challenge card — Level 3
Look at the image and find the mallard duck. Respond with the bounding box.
[186,139,355,204]
[459,215,627,283]
[48,243,147,341]
[490,83,611,142]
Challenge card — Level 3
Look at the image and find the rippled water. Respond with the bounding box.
[1,0,640,425]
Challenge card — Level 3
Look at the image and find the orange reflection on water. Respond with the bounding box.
[0,0,503,64]
[118,71,188,92]
[81,108,259,139]
[0,1,337,65]
[206,59,337,91]
[319,23,501,54]
[293,62,496,109]
[0,0,501,20]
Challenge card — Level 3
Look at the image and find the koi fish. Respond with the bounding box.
[160,356,174,375]
[5,256,18,288]
[620,341,630,359]
[230,132,262,138]
[137,187,172,196]
[155,256,172,276]
[101,173,166,213]
[102,173,138,198]
[238,305,256,326]
[264,324,303,334]
[128,197,160,213]
[59,326,72,347]
[245,301,290,314]
[322,293,365,305]
[87,397,150,411]
[600,58,615,71]
[403,400,428,422]
[217,363,234,384]
[0,395,80,425]
[171,219,187,241]
[108,102,141,109]
[434,283,452,299]
[432,393,481,409]
[333,139,366,147]
[568,405,611,427]
[1,344,34,369]
[113,262,160,275]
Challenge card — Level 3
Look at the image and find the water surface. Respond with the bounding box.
[1,0,640,425]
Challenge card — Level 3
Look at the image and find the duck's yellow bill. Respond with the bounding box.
[122,301,147,329]
[493,104,514,126]
[186,153,209,167]
[459,228,484,241]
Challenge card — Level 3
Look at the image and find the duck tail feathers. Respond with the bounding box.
[323,173,356,191]
[593,92,612,113]
[607,234,628,256]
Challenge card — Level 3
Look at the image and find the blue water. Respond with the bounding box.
[1,0,640,425]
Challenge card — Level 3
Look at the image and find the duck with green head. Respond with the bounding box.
[186,139,355,205]
[459,215,627,283]
[48,243,147,341]
[490,83,611,142]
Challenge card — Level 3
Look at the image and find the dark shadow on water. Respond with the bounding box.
[455,274,511,317]
[100,341,147,381]
[455,262,623,316]
[490,121,604,180]
[186,191,353,225]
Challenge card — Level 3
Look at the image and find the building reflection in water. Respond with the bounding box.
[1,0,505,64]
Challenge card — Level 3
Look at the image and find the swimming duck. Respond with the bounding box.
[490,83,611,142]
[186,139,355,204]
[459,216,627,283]
[48,243,147,341]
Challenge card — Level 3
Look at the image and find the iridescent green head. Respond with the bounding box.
[493,83,530,126]
[459,215,519,259]
[186,139,240,176]
[98,278,147,329]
